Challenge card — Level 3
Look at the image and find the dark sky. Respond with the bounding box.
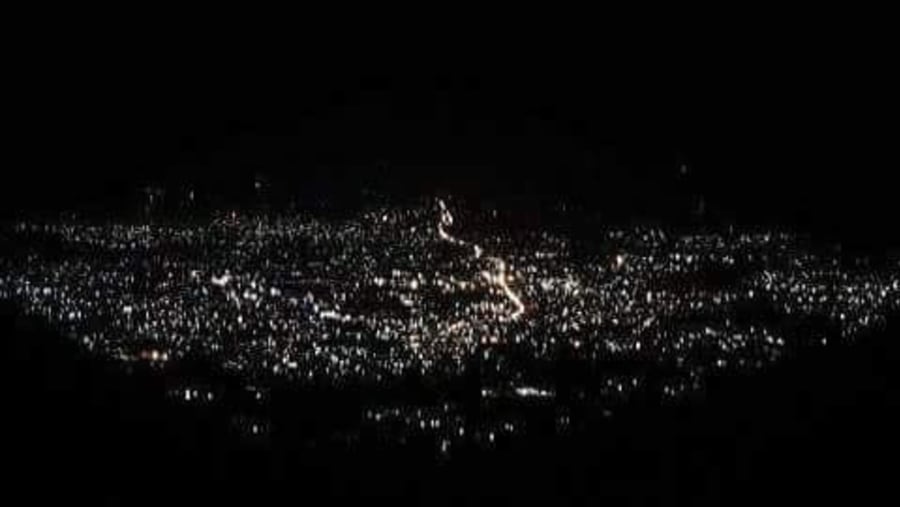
[6,42,894,249]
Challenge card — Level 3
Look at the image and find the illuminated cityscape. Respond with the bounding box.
[2,197,899,452]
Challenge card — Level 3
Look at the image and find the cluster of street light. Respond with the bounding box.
[2,198,898,451]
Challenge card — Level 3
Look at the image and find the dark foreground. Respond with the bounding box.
[2,300,898,505]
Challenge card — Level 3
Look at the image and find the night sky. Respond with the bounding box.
[8,41,895,249]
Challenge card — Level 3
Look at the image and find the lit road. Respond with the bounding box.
[437,198,526,321]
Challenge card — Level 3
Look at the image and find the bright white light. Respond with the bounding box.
[211,273,232,287]
[514,386,553,398]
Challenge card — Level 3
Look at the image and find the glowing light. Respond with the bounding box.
[514,386,553,398]
[211,273,232,287]
[435,199,526,321]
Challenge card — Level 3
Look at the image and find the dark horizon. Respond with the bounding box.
[8,63,896,250]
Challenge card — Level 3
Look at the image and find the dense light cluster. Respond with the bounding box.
[2,198,899,450]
